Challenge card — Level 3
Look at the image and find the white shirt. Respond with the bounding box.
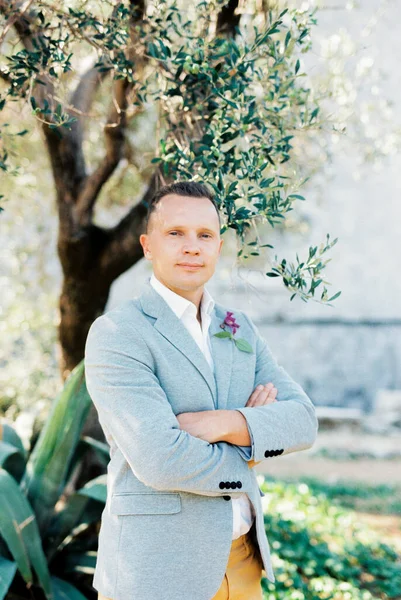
[149,272,255,539]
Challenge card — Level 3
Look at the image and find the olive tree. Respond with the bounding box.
[0,0,339,485]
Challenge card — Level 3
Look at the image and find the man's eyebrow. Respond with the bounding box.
[164,225,216,233]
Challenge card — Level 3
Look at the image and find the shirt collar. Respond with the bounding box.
[149,271,215,321]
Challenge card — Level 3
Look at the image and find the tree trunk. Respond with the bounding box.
[56,206,150,491]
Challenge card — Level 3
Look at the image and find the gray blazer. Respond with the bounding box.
[84,279,318,600]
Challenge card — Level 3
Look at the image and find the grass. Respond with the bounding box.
[259,476,401,600]
[277,476,401,515]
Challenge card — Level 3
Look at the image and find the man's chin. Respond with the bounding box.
[175,275,211,289]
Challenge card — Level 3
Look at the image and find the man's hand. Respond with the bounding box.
[176,382,278,446]
[176,410,224,443]
[245,382,278,407]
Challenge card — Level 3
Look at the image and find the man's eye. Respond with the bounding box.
[169,232,211,238]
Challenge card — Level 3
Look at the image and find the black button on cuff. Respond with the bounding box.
[223,495,231,501]
[265,448,284,457]
[219,481,225,489]
[236,481,242,489]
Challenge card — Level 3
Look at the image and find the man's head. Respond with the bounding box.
[140,181,224,295]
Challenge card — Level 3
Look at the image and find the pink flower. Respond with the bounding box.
[223,311,240,335]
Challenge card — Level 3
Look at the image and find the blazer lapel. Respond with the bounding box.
[209,308,234,412]
[138,281,234,411]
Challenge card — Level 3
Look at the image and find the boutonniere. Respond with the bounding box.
[212,311,254,353]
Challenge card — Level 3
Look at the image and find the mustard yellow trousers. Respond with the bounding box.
[97,524,264,600]
[209,525,264,599]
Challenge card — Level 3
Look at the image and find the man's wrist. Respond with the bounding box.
[216,409,252,446]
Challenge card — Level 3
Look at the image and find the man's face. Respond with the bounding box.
[139,193,223,292]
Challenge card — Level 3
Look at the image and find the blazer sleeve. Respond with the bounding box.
[84,314,255,497]
[234,441,254,461]
[233,312,319,464]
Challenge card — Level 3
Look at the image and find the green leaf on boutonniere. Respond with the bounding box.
[212,331,254,353]
[213,331,232,339]
[234,338,254,353]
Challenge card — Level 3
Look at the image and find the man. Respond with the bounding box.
[84,180,318,600]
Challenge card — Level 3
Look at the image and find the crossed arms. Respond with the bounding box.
[175,311,318,467]
[176,382,278,446]
[175,385,278,468]
[84,311,318,498]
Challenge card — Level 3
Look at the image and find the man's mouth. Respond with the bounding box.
[177,263,203,270]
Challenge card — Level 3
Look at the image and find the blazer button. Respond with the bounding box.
[219,482,225,489]
[225,481,231,488]
[237,481,242,489]
[265,450,273,457]
[223,495,231,501]
[278,448,284,454]
[230,482,236,489]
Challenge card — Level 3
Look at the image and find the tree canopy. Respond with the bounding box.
[0,0,341,385]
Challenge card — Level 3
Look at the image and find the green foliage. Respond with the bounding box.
[19,360,93,533]
[0,361,108,599]
[258,477,401,599]
[144,5,319,236]
[282,476,401,516]
[212,330,254,353]
[266,233,341,304]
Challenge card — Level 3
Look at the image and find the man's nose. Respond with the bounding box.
[183,240,201,253]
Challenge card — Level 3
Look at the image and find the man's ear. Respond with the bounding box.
[140,234,151,259]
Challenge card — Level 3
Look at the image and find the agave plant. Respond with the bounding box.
[0,361,109,600]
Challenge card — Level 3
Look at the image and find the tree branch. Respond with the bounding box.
[99,170,159,280]
[1,0,149,236]
[0,0,89,214]
[69,67,107,116]
[74,0,148,226]
[216,0,240,37]
[73,77,132,227]
[0,69,12,83]
[0,0,35,45]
